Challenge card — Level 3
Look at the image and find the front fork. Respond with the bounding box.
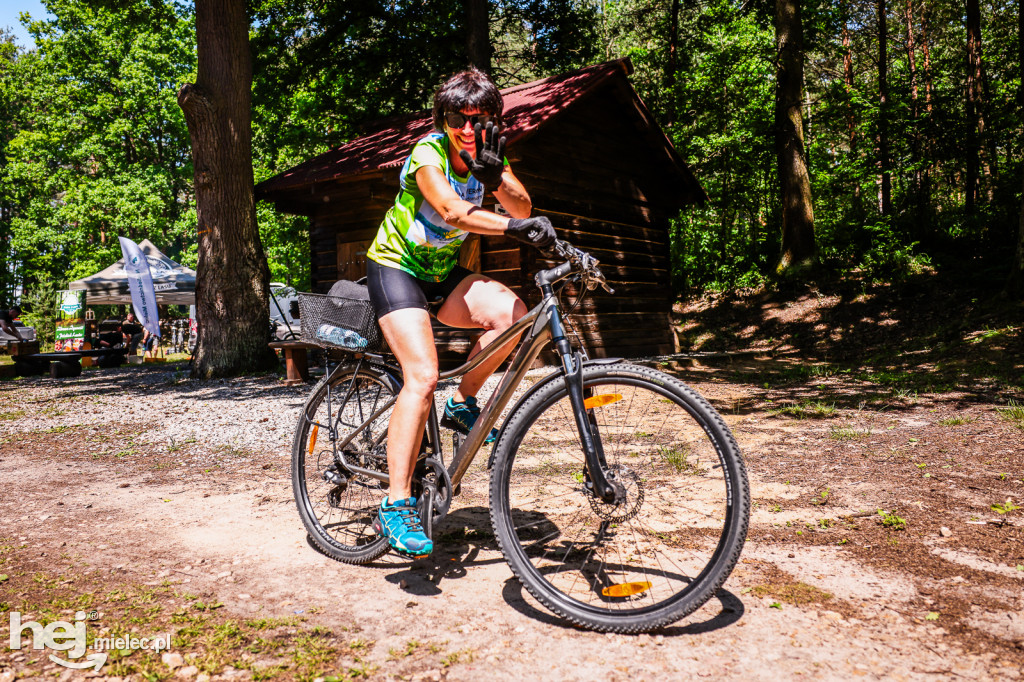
[544,287,625,505]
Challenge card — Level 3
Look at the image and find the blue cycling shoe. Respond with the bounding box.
[372,496,433,558]
[442,396,498,444]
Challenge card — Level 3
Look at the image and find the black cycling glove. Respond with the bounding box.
[506,216,556,248]
[458,122,506,191]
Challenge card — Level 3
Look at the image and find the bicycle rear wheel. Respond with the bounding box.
[489,362,749,633]
[292,364,396,564]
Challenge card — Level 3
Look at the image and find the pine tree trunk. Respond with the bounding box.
[965,0,985,214]
[842,0,861,210]
[877,0,891,216]
[177,0,276,378]
[774,0,816,272]
[466,0,491,73]
[906,0,923,235]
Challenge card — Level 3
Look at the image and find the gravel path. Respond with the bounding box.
[0,361,548,458]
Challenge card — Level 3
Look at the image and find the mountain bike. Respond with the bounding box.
[291,238,750,633]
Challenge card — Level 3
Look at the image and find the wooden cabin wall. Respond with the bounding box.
[511,90,678,359]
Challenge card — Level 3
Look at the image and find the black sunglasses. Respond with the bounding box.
[444,112,496,129]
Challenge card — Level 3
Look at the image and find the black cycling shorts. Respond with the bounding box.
[366,259,474,319]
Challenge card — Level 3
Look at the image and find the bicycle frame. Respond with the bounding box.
[317,263,620,502]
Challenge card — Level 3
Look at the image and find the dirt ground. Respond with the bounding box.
[2,277,1023,681]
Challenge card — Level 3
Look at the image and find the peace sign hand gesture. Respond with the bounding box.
[458,121,506,192]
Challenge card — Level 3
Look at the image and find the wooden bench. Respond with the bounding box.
[269,341,320,386]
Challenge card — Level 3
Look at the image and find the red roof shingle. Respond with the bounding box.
[256,59,635,197]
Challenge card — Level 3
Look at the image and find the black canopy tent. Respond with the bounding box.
[68,239,196,306]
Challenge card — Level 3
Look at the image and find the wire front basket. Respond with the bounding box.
[297,293,385,353]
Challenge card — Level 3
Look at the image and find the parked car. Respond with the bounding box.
[270,283,300,341]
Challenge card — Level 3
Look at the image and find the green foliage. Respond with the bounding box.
[3,0,196,291]
[4,0,1024,305]
[19,275,61,349]
[990,498,1019,515]
[877,509,907,530]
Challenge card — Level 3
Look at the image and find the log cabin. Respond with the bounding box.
[255,58,706,365]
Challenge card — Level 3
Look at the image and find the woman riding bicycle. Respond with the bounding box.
[365,68,555,558]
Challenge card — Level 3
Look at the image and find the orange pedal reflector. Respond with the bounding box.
[584,393,623,410]
[602,581,652,598]
[308,425,319,454]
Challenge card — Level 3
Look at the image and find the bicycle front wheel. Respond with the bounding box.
[292,364,395,564]
[489,362,749,633]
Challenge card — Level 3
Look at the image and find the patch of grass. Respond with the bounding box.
[829,425,871,440]
[658,445,703,474]
[388,639,422,660]
[0,409,25,420]
[292,632,345,682]
[996,401,1024,429]
[441,648,476,668]
[938,415,976,426]
[768,400,837,419]
[214,443,252,459]
[750,581,833,606]
[810,487,832,506]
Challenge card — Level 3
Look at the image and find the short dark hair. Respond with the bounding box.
[432,68,503,132]
[9,304,21,317]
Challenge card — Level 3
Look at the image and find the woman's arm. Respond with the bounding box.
[493,168,531,219]
[416,165,518,236]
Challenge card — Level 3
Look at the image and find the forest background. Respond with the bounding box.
[1,0,1023,336]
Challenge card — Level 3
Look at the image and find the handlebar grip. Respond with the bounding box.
[535,261,573,287]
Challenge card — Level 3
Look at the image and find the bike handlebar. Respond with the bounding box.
[534,238,614,294]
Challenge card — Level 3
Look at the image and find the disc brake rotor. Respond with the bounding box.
[587,464,644,523]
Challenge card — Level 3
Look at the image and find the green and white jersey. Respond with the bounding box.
[367,132,485,282]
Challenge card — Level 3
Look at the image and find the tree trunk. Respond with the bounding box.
[774,0,816,272]
[877,0,891,216]
[843,2,856,152]
[965,0,986,213]
[178,0,276,378]
[906,0,923,232]
[1007,172,1024,296]
[466,0,491,73]
[922,3,934,113]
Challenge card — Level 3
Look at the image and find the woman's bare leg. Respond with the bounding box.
[437,274,527,401]
[377,308,437,501]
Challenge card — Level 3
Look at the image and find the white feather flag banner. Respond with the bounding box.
[118,236,160,337]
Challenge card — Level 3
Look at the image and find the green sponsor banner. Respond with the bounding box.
[55,290,86,349]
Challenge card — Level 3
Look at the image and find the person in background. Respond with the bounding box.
[121,312,144,354]
[0,304,24,341]
[141,326,158,354]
